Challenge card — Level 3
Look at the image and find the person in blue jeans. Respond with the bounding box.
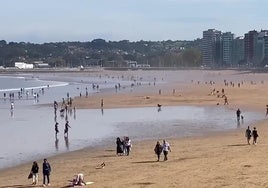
[43,158,51,186]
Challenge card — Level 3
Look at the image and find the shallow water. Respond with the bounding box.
[0,104,263,169]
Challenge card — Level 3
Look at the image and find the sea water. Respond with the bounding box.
[0,74,264,169]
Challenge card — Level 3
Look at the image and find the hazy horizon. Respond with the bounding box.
[0,0,267,43]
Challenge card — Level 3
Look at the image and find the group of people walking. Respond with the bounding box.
[29,159,51,186]
[245,126,259,145]
[116,137,132,156]
[154,139,171,161]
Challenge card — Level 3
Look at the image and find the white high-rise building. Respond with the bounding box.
[202,29,222,66]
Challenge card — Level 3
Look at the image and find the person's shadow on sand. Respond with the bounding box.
[0,184,43,188]
[132,160,159,164]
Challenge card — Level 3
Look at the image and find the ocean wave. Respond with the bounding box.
[0,76,69,92]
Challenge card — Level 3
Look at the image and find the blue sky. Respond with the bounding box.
[0,0,267,43]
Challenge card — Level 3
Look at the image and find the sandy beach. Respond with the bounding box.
[0,69,268,188]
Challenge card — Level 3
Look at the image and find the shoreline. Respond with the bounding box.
[1,69,268,187]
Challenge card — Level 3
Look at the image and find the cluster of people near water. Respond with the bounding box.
[3,86,49,117]
[116,137,132,156]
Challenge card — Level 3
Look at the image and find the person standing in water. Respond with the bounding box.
[64,121,71,137]
[10,102,14,111]
[236,108,241,121]
[55,122,59,137]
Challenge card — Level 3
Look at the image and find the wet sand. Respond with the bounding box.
[1,69,268,187]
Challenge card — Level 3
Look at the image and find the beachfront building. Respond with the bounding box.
[260,31,268,67]
[232,37,244,66]
[202,29,222,67]
[15,62,34,69]
[244,30,258,66]
[222,32,234,66]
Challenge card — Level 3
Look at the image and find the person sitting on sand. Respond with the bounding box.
[154,141,163,162]
[72,173,86,186]
[245,126,251,145]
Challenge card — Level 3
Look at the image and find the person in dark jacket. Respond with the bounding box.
[30,161,39,185]
[42,158,51,186]
[252,127,259,145]
[116,137,123,156]
[154,141,163,161]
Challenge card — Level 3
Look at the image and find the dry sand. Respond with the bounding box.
[1,70,268,188]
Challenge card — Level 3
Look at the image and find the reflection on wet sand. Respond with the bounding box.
[64,136,69,150]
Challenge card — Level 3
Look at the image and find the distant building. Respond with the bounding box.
[202,29,222,67]
[244,30,258,66]
[15,62,34,69]
[126,60,138,68]
[260,31,268,66]
[232,37,244,66]
[222,32,234,66]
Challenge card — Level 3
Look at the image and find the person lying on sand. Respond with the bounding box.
[95,162,105,169]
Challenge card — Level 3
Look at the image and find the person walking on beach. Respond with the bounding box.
[154,141,163,161]
[125,137,132,156]
[236,108,241,121]
[266,105,268,116]
[30,161,39,185]
[252,127,259,145]
[42,158,51,186]
[101,99,104,108]
[224,95,229,105]
[116,137,123,156]
[10,102,14,111]
[162,140,171,161]
[64,121,71,137]
[245,126,251,145]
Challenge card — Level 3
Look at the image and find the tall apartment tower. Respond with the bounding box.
[202,29,222,66]
[222,32,234,66]
[232,37,244,66]
[260,30,268,66]
[244,30,258,66]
